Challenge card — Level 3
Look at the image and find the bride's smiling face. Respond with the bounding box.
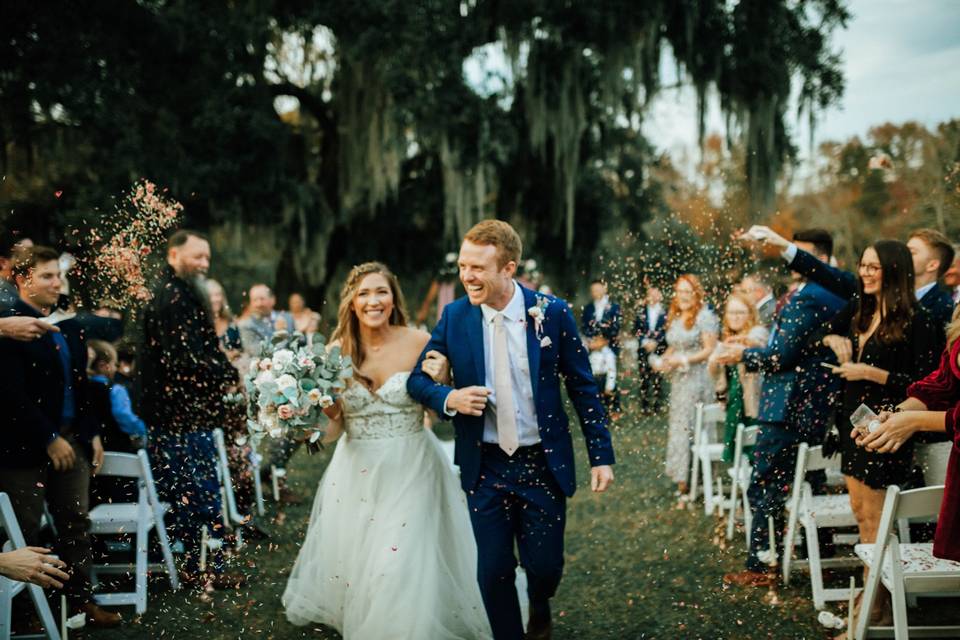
[352,273,395,329]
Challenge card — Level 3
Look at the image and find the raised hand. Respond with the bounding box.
[0,317,60,342]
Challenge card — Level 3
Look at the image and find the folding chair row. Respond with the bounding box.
[725,423,759,544]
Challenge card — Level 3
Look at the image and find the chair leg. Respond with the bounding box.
[154,516,180,591]
[252,462,265,517]
[28,583,61,640]
[782,507,798,587]
[854,551,884,640]
[726,474,738,540]
[271,466,281,502]
[805,521,826,610]
[743,492,753,548]
[1,577,13,640]
[701,454,715,515]
[890,577,909,640]
[135,521,149,614]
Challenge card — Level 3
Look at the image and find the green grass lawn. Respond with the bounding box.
[86,402,845,640]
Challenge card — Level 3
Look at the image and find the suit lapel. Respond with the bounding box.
[521,286,541,404]
[465,303,485,385]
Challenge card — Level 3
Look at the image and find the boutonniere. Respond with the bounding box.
[527,295,551,344]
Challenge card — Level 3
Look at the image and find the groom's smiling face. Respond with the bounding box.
[459,240,516,309]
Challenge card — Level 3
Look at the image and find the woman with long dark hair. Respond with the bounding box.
[819,240,941,626]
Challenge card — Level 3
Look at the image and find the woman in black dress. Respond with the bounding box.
[819,239,940,625]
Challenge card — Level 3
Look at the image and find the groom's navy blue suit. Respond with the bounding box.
[408,283,615,640]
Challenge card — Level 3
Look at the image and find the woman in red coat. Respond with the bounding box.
[860,306,960,561]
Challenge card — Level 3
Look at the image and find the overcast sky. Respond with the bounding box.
[642,0,960,164]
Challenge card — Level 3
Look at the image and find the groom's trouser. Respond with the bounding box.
[467,444,566,640]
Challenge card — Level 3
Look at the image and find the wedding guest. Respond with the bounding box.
[238,283,295,356]
[288,292,320,336]
[206,279,243,361]
[632,284,668,414]
[88,340,147,452]
[862,304,960,563]
[817,240,940,624]
[708,293,768,463]
[739,272,776,328]
[945,246,960,304]
[749,225,956,345]
[718,228,846,588]
[652,274,719,500]
[141,230,244,590]
[588,335,620,418]
[581,279,622,355]
[0,246,120,627]
[415,252,459,328]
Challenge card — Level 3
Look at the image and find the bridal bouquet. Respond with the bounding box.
[243,332,353,446]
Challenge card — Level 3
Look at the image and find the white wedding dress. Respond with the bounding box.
[282,372,493,639]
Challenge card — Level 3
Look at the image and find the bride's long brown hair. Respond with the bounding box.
[331,262,409,387]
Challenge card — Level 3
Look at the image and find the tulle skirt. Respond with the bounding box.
[282,428,493,639]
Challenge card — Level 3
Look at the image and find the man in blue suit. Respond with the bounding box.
[408,220,615,640]
[716,229,846,587]
[581,279,622,355]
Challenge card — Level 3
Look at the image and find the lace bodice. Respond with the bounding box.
[340,372,424,440]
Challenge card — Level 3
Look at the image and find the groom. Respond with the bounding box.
[408,220,616,640]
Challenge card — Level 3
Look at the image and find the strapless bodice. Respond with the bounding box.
[340,372,424,440]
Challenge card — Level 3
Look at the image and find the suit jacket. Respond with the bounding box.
[742,281,846,442]
[408,285,616,497]
[140,267,237,433]
[581,300,622,354]
[789,248,953,348]
[0,299,100,467]
[631,305,668,357]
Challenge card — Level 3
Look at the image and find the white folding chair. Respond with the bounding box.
[782,443,860,609]
[248,439,265,517]
[0,493,61,640]
[212,429,249,549]
[725,423,759,542]
[854,484,960,640]
[688,402,726,515]
[88,451,179,614]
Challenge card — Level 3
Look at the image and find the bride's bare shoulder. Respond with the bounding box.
[327,338,342,352]
[398,326,430,350]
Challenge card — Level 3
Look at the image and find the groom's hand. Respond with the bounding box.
[445,386,490,417]
[590,465,614,493]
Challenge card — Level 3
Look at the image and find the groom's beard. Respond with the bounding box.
[185,273,215,326]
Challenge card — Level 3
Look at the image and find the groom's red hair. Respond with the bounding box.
[463,220,522,268]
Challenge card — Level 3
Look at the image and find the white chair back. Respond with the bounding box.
[96,452,143,479]
[0,493,62,640]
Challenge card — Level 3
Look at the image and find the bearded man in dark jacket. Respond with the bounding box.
[141,229,243,589]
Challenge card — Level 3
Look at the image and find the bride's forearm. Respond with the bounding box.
[322,419,343,444]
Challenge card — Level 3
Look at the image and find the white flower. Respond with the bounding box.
[254,369,275,387]
[540,336,552,348]
[272,349,295,371]
[297,353,316,370]
[275,374,298,394]
[248,358,261,375]
[258,359,272,371]
[319,394,335,408]
[306,388,323,405]
[528,306,543,321]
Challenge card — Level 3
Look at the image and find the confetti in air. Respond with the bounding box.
[87,179,183,309]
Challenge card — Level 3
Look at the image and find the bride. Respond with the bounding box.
[282,262,492,639]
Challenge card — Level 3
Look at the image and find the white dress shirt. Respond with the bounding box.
[477,282,541,446]
[593,296,609,322]
[646,303,662,333]
[589,346,617,392]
